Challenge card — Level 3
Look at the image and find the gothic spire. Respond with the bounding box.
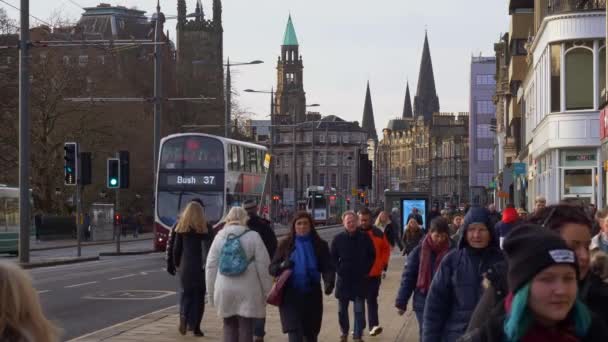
[403,82,413,118]
[362,82,378,142]
[177,0,186,27]
[283,15,299,46]
[213,0,222,24]
[413,31,440,121]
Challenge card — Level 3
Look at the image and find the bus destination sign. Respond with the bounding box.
[161,173,224,190]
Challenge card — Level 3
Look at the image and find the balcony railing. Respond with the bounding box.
[547,0,606,16]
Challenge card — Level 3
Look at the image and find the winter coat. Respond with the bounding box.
[269,236,336,335]
[361,226,391,277]
[173,230,213,290]
[165,223,178,274]
[403,229,424,255]
[247,214,278,259]
[330,230,375,300]
[422,206,505,342]
[458,303,608,342]
[487,211,501,230]
[395,243,452,314]
[205,224,273,319]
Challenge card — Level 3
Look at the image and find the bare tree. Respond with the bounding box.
[0,7,18,35]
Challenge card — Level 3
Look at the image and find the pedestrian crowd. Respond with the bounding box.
[5,194,608,342]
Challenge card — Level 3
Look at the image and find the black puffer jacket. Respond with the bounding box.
[247,214,278,259]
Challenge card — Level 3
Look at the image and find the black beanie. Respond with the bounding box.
[503,225,578,292]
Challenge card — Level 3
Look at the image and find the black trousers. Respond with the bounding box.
[181,273,205,331]
[366,276,381,328]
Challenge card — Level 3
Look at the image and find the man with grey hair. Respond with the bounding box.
[242,199,277,342]
[534,196,547,214]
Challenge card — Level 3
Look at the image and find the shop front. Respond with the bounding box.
[559,149,601,206]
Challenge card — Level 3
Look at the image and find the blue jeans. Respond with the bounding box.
[338,297,365,339]
[254,317,265,338]
[414,309,423,339]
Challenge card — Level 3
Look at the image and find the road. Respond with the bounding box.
[31,225,344,341]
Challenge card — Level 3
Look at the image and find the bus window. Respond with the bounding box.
[159,136,224,170]
[239,146,248,172]
[249,148,258,173]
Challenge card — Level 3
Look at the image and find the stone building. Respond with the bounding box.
[375,32,470,207]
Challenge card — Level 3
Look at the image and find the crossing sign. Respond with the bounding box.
[263,153,271,169]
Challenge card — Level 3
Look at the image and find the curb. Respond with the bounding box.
[31,237,153,252]
[20,256,100,269]
[99,250,159,256]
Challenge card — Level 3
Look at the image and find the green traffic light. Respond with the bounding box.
[110,178,118,186]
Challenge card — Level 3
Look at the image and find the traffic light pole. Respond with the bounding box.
[115,188,121,254]
[18,0,31,264]
[76,183,82,257]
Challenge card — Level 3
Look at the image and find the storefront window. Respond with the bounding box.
[563,169,593,196]
[550,44,561,112]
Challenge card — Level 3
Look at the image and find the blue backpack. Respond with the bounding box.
[219,230,254,276]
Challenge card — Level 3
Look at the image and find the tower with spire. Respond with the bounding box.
[362,82,378,142]
[414,31,440,122]
[176,0,225,131]
[274,15,306,124]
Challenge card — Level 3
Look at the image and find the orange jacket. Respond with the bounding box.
[362,226,391,277]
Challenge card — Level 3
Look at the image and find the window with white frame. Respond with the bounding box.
[342,133,350,143]
[477,148,494,161]
[476,124,494,138]
[319,134,326,143]
[319,152,326,166]
[330,134,337,143]
[78,55,88,67]
[565,43,593,110]
[476,101,495,114]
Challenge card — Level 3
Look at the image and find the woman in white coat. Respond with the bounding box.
[206,207,273,342]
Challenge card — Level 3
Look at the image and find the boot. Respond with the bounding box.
[178,316,186,335]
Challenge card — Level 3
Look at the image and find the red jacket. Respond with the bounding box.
[361,226,391,277]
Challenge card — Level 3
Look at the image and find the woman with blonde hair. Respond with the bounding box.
[173,201,213,337]
[206,207,273,342]
[403,218,424,255]
[0,261,60,342]
[375,210,402,251]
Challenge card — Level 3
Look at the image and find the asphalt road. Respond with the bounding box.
[31,225,344,341]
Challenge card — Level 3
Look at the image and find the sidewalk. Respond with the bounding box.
[70,252,420,342]
[30,233,154,251]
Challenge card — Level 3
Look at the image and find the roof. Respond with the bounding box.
[361,82,378,141]
[282,15,299,46]
[387,119,412,131]
[509,0,534,12]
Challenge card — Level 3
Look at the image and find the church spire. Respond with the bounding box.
[177,0,186,27]
[213,0,222,24]
[414,31,440,121]
[403,82,413,118]
[362,82,378,142]
[283,15,299,46]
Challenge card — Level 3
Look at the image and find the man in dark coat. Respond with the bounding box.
[242,199,278,342]
[331,211,375,342]
[486,203,501,229]
[422,206,504,342]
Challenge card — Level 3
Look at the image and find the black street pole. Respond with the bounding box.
[225,60,231,138]
[18,0,31,264]
[153,1,162,178]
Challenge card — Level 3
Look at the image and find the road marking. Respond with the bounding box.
[109,273,136,280]
[83,290,175,301]
[37,290,50,294]
[66,305,177,341]
[65,281,98,288]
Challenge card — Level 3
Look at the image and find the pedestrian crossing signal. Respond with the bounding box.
[107,158,120,189]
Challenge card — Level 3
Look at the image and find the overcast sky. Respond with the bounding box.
[5,0,509,135]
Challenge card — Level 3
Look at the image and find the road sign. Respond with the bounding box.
[513,163,526,176]
[352,188,358,196]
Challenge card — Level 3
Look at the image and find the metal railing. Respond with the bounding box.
[547,0,606,16]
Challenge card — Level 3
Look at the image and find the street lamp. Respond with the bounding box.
[222,60,263,138]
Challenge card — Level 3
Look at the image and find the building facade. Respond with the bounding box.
[522,0,606,208]
[469,56,498,196]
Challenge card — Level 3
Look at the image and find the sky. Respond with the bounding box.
[4,0,509,136]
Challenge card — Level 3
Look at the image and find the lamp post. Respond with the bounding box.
[195,61,263,138]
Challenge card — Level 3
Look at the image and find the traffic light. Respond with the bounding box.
[358,152,372,188]
[118,150,129,189]
[79,152,92,186]
[64,142,78,186]
[272,195,281,201]
[107,158,120,189]
[114,213,121,226]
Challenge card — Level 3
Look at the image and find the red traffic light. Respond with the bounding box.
[272,195,281,201]
[329,195,336,201]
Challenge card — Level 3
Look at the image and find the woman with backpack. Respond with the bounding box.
[206,207,273,342]
[173,201,213,337]
[269,211,336,342]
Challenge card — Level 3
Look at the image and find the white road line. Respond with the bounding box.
[37,290,50,294]
[109,273,137,280]
[65,281,98,288]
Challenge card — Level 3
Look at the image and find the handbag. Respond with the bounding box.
[266,268,292,306]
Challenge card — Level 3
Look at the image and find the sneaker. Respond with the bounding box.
[370,326,383,336]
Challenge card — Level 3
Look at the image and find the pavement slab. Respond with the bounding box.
[70,252,420,342]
